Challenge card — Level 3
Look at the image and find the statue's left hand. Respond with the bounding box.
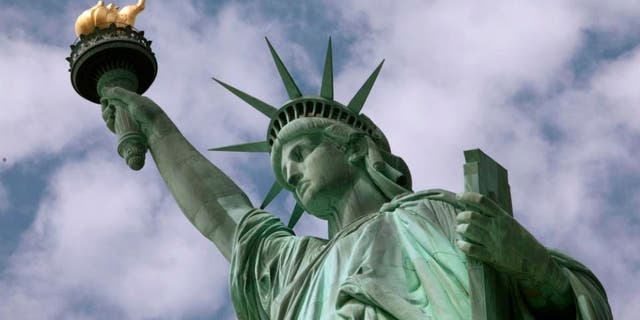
[454,192,553,283]
[100,86,175,146]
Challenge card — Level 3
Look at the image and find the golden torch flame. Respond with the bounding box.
[74,0,146,37]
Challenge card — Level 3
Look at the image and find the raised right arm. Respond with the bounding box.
[101,86,253,261]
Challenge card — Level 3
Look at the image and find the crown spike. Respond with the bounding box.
[288,203,305,229]
[347,60,385,114]
[208,141,270,153]
[212,77,278,118]
[265,37,302,99]
[260,181,283,209]
[320,37,333,100]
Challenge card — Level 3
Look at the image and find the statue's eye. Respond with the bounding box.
[296,144,316,161]
[288,140,319,163]
[293,147,306,162]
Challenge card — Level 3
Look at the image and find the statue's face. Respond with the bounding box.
[280,134,358,218]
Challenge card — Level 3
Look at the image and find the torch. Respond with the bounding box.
[66,0,156,170]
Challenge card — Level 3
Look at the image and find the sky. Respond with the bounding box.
[0,0,639,319]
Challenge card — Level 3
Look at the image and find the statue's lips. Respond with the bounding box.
[297,180,310,197]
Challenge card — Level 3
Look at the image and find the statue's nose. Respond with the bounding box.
[285,163,303,187]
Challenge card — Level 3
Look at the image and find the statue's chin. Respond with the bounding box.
[306,210,332,221]
[301,183,358,220]
[301,196,334,220]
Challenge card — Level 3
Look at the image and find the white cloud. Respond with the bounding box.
[0,151,230,319]
[326,1,640,319]
[0,35,99,163]
[327,0,586,195]
[2,0,640,319]
[0,1,293,319]
[0,180,8,212]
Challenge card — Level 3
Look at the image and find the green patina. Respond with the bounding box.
[87,36,612,319]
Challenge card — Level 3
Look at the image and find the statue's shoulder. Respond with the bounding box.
[376,189,462,242]
[339,190,464,242]
[384,189,462,211]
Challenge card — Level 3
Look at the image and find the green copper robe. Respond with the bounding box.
[230,191,611,319]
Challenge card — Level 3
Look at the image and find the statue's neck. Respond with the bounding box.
[326,175,388,238]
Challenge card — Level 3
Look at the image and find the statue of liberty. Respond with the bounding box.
[99,39,612,319]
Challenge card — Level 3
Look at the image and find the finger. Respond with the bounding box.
[456,240,492,262]
[101,102,109,122]
[456,192,506,217]
[100,96,123,112]
[456,223,493,247]
[100,97,111,109]
[106,115,115,133]
[100,94,131,118]
[100,103,115,133]
[101,86,139,104]
[456,211,493,232]
[101,100,115,118]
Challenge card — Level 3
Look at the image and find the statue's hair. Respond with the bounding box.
[271,117,412,195]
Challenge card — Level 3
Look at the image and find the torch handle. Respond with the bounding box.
[98,69,148,171]
[114,103,147,170]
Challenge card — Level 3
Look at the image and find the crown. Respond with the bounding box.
[210,38,386,228]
